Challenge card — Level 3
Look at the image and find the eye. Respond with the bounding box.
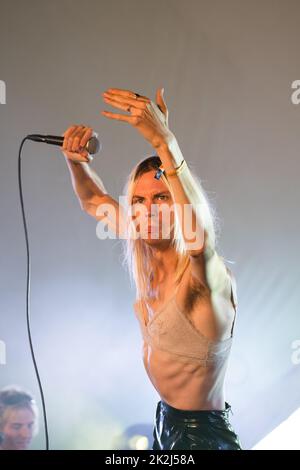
[12,424,22,430]
[157,195,169,200]
[132,198,144,204]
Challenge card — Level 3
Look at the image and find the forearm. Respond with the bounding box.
[64,156,108,207]
[157,136,214,254]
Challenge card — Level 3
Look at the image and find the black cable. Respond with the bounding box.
[18,137,49,450]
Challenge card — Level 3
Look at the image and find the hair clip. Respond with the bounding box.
[154,165,165,180]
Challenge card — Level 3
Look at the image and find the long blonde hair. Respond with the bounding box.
[121,156,219,301]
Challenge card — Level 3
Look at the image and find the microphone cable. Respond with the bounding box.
[18,137,49,450]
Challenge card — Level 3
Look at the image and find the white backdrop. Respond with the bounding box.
[0,0,300,449]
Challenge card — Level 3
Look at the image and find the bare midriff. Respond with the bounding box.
[142,342,227,411]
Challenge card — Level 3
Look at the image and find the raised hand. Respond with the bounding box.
[101,88,173,149]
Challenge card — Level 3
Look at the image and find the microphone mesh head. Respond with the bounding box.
[86,136,101,155]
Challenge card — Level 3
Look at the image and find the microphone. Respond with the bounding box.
[26,133,101,155]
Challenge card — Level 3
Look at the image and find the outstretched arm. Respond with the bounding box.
[101,87,232,294]
[62,125,126,238]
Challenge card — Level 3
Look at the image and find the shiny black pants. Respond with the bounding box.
[152,400,242,450]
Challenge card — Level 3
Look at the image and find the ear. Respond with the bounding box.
[155,87,168,118]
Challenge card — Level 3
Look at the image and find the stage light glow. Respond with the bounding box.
[128,435,149,450]
[252,407,300,450]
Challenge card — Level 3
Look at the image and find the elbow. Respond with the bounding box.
[80,200,96,217]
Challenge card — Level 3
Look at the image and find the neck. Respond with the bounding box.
[150,243,178,282]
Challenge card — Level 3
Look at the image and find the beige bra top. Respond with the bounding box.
[134,280,236,366]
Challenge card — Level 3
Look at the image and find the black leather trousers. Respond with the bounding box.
[152,400,242,450]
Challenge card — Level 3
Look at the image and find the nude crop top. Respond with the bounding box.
[134,281,236,366]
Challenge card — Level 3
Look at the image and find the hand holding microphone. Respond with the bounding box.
[61,125,99,163]
[27,125,101,163]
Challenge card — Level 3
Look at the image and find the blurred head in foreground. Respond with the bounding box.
[0,387,38,450]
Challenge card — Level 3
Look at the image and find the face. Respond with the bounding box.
[1,407,35,450]
[130,170,175,246]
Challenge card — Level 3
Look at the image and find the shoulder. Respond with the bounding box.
[201,250,238,312]
[202,249,230,293]
[224,266,238,310]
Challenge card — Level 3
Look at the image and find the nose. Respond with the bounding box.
[144,200,158,218]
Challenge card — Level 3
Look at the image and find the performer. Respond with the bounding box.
[61,88,242,450]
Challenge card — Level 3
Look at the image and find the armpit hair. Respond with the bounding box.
[184,276,210,314]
